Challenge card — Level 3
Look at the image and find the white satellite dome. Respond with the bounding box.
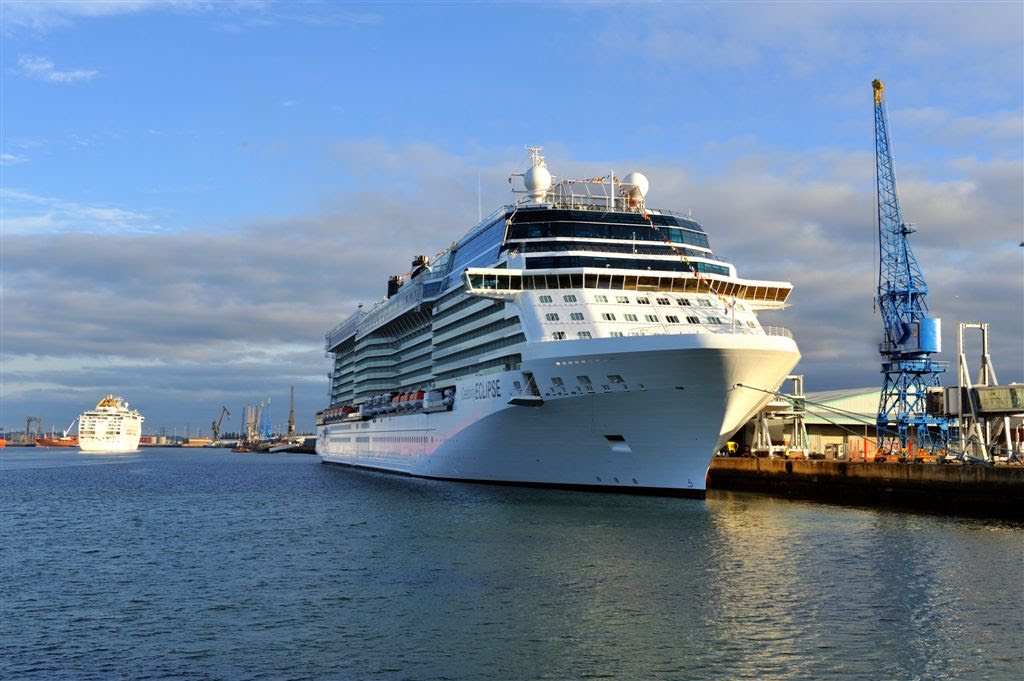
[524,165,552,200]
[621,172,649,201]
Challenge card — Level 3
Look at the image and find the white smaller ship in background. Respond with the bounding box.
[78,395,144,453]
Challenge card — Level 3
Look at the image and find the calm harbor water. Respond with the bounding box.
[2,447,1022,680]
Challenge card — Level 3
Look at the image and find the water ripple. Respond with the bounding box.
[2,448,1022,680]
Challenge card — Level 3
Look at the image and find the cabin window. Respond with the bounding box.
[686,315,700,324]
[545,313,560,321]
[601,313,616,321]
[609,331,624,337]
[616,296,630,303]
[577,331,592,339]
[539,295,553,303]
[645,314,659,322]
[656,297,671,305]
[624,314,638,322]
[698,298,713,307]
[569,312,585,321]
[677,298,692,306]
[563,294,578,303]
[552,331,566,340]
[708,316,723,324]
[636,297,651,305]
[608,374,625,383]
[666,315,680,323]
[594,294,609,303]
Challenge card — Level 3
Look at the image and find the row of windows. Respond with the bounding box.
[526,256,731,276]
[466,270,789,303]
[545,310,729,324]
[546,316,756,331]
[506,221,711,249]
[538,292,714,307]
[504,239,724,262]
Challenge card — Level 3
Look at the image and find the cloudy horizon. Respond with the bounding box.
[2,1,1021,436]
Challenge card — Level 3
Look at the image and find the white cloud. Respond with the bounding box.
[1,153,28,165]
[17,54,97,83]
[0,188,161,234]
[2,1,223,30]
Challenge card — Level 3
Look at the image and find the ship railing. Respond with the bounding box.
[763,326,793,339]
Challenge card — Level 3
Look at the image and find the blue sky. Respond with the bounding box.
[2,1,1022,437]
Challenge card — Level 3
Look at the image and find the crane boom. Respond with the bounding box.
[211,405,230,441]
[872,79,951,457]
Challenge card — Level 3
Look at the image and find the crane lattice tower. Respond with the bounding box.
[872,79,952,456]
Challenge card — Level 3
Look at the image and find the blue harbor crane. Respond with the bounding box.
[872,79,952,457]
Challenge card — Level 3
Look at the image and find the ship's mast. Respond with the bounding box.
[288,386,296,436]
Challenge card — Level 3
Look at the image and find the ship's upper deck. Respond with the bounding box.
[325,149,784,352]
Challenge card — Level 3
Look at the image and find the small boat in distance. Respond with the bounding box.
[78,395,144,453]
[34,434,80,447]
[35,418,80,447]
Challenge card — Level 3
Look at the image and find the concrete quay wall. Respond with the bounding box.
[707,458,1024,518]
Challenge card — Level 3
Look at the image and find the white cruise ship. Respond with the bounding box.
[78,394,144,453]
[316,149,800,496]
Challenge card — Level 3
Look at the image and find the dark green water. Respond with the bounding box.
[2,447,1021,680]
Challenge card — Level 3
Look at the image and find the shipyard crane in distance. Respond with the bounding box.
[872,79,952,458]
[212,405,230,441]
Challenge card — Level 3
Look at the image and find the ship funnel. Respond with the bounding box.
[410,255,430,279]
[387,275,404,298]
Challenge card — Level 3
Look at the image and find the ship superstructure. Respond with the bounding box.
[316,149,800,496]
[78,394,144,453]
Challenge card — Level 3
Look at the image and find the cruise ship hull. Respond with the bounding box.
[317,334,799,495]
[78,437,141,453]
